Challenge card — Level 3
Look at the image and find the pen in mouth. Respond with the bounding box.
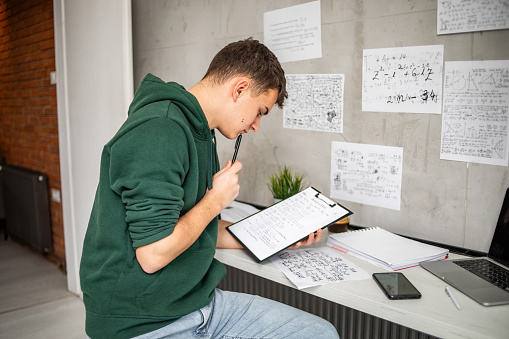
[232,134,242,164]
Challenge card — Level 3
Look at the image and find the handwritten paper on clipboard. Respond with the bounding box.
[226,187,352,262]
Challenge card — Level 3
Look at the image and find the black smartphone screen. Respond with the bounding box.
[372,272,421,300]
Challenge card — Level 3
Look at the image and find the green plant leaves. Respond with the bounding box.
[267,166,306,199]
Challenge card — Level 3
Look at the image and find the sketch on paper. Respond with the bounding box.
[284,74,344,133]
[362,45,444,114]
[440,60,509,166]
[437,0,509,35]
[330,142,403,210]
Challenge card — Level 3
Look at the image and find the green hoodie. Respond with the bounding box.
[80,74,226,338]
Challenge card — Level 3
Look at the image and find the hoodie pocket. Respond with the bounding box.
[135,248,215,317]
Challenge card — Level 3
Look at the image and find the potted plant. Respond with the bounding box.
[267,166,306,202]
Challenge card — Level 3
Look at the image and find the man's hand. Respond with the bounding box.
[206,160,242,212]
[136,161,243,273]
[287,228,323,250]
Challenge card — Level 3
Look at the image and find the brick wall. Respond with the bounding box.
[0,0,65,269]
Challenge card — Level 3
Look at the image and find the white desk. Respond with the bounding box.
[215,230,509,339]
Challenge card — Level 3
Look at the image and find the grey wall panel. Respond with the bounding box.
[131,0,509,252]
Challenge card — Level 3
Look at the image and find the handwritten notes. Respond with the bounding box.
[264,1,322,63]
[362,45,444,114]
[437,0,509,35]
[440,60,509,166]
[270,247,370,289]
[227,187,351,262]
[330,142,403,210]
[284,74,344,133]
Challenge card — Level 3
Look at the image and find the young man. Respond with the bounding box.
[80,38,339,339]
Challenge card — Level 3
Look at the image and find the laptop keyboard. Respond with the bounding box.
[454,259,509,292]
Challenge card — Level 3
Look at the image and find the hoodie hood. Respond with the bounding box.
[127,73,210,140]
[120,73,216,189]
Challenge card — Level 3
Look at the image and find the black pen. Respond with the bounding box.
[232,134,242,163]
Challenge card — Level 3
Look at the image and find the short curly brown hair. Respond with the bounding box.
[202,38,288,109]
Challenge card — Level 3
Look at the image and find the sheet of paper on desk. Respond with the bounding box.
[270,247,370,290]
[221,201,260,223]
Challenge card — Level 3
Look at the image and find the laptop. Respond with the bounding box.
[420,188,509,306]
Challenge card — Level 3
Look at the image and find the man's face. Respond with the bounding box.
[225,88,278,139]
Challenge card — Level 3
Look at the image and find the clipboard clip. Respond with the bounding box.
[314,192,337,208]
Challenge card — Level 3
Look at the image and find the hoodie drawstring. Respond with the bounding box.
[206,131,216,190]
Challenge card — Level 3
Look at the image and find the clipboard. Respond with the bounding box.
[226,187,353,262]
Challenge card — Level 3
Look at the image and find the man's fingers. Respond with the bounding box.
[301,233,314,246]
[314,229,323,242]
[229,160,242,173]
[215,161,232,176]
[215,161,242,178]
[287,229,323,250]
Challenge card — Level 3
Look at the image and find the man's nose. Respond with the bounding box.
[250,115,262,132]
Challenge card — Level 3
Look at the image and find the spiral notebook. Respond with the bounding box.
[327,227,449,271]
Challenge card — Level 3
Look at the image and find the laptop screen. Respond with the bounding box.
[488,188,509,268]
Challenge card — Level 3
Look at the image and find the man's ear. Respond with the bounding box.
[232,78,250,102]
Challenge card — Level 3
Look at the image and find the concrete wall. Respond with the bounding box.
[131,0,509,252]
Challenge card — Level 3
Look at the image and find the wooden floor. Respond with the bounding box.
[0,233,86,338]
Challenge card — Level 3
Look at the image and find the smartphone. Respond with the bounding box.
[372,272,421,300]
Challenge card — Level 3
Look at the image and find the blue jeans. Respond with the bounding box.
[132,289,339,339]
